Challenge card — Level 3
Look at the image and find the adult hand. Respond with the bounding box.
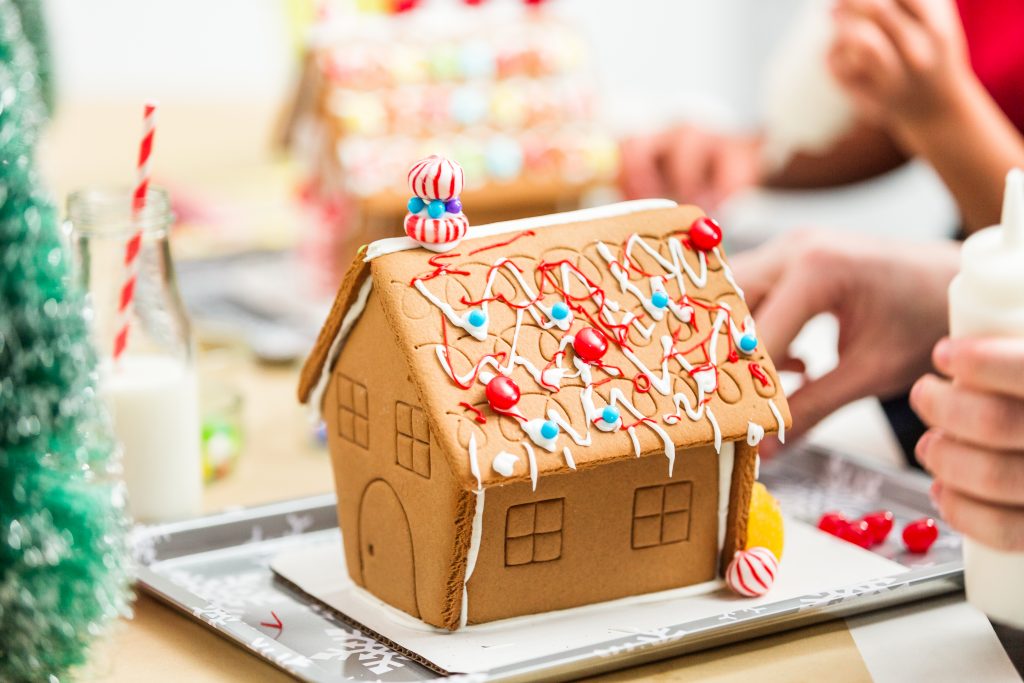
[619,125,761,208]
[731,231,959,454]
[911,338,1024,550]
[828,0,973,133]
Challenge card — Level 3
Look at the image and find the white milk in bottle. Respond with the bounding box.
[103,355,202,522]
[948,168,1024,628]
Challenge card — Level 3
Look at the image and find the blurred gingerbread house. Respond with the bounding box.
[285,0,618,281]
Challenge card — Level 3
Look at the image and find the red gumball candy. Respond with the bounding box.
[485,375,520,411]
[817,511,848,536]
[861,510,895,546]
[838,519,874,549]
[902,518,939,554]
[573,327,608,364]
[689,217,723,251]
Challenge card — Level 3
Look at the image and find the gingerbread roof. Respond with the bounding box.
[299,200,791,491]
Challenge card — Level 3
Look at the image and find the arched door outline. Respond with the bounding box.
[358,479,420,617]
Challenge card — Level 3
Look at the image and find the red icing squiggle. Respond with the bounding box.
[459,402,487,424]
[468,230,536,255]
[748,363,770,388]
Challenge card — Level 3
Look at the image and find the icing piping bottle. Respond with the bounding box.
[948,168,1024,628]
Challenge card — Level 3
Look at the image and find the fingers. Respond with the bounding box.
[911,374,1024,451]
[663,126,711,205]
[933,337,1024,400]
[750,256,837,362]
[917,429,1024,506]
[705,137,760,208]
[727,241,790,314]
[843,0,932,69]
[619,135,666,200]
[931,481,1024,551]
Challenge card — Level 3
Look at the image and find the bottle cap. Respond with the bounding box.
[960,169,1024,305]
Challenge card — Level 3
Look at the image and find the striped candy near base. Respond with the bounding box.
[725,546,779,597]
[404,212,469,247]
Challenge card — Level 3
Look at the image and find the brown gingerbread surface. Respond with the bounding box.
[302,205,791,492]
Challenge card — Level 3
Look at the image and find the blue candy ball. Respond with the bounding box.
[651,291,670,309]
[550,302,570,321]
[408,196,425,213]
[467,309,486,327]
[445,197,463,214]
[540,420,559,440]
[601,406,620,424]
[739,333,758,353]
[428,199,446,219]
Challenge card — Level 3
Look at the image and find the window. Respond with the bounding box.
[505,498,564,566]
[335,373,369,448]
[395,401,430,478]
[632,482,692,549]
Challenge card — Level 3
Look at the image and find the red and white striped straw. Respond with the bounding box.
[112,101,158,363]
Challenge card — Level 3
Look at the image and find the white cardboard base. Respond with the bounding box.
[271,519,906,674]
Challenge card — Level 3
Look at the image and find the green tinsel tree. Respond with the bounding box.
[0,1,131,680]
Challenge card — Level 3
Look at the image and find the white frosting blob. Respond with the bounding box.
[491,451,519,477]
[746,421,765,447]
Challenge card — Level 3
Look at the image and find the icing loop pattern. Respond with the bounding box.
[407,223,775,480]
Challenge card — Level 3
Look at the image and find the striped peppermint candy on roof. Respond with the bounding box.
[725,546,779,597]
[408,154,464,201]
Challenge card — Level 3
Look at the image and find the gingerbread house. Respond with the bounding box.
[298,200,791,630]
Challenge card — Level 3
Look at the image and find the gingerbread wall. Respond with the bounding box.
[324,289,468,628]
[465,444,723,625]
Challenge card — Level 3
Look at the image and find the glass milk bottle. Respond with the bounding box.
[67,188,202,522]
[948,169,1024,629]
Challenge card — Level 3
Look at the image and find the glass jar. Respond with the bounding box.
[66,188,202,522]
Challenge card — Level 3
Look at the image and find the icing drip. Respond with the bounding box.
[562,446,576,470]
[717,442,735,553]
[461,489,484,628]
[768,399,786,444]
[522,442,538,491]
[468,434,483,489]
[746,422,765,447]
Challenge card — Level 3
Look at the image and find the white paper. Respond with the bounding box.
[272,520,906,674]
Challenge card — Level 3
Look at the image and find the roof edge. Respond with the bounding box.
[363,198,677,262]
[297,253,373,405]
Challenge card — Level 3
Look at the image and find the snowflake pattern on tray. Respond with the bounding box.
[798,576,901,610]
[593,627,689,658]
[310,627,410,676]
[169,568,289,614]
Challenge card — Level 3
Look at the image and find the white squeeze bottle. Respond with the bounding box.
[948,168,1024,628]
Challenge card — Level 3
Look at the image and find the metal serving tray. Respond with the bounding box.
[134,444,963,682]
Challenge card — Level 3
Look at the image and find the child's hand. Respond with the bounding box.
[828,0,972,129]
[619,125,761,208]
[912,338,1024,551]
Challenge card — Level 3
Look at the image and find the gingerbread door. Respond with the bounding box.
[358,480,419,617]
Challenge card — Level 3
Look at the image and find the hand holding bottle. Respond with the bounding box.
[911,337,1024,552]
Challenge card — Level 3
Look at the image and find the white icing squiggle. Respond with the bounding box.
[491,451,518,477]
[467,434,482,489]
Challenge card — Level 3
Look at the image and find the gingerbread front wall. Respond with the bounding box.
[324,289,469,628]
[465,444,722,624]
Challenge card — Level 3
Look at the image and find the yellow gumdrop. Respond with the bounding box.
[746,482,784,560]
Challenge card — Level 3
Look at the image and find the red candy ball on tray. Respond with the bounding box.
[817,511,848,536]
[902,518,939,554]
[573,327,608,364]
[861,510,895,545]
[689,217,723,251]
[838,519,874,549]
[485,375,520,411]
